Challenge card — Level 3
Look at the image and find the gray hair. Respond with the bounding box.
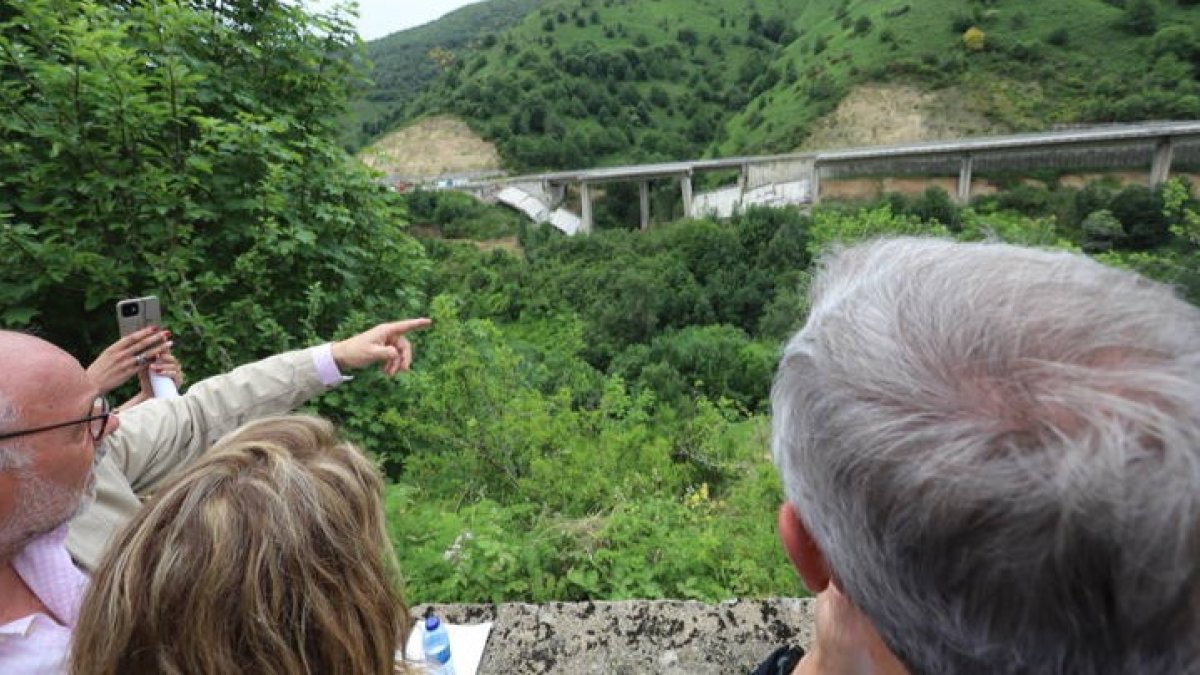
[0,393,33,557]
[0,393,29,471]
[772,237,1200,674]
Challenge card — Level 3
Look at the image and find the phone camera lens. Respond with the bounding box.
[121,304,140,318]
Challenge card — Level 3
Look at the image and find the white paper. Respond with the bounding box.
[399,620,493,675]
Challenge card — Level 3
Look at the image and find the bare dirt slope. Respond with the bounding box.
[799,83,1010,151]
[358,114,503,178]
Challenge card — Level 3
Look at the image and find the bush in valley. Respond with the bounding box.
[1081,210,1127,252]
[1109,185,1171,249]
[1046,27,1070,47]
[402,190,523,239]
[962,26,987,52]
[1124,0,1159,35]
[994,183,1053,216]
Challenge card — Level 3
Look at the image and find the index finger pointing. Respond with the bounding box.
[383,318,431,335]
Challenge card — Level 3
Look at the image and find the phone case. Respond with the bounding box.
[116,296,162,337]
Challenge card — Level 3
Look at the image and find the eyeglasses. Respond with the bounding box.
[0,396,113,443]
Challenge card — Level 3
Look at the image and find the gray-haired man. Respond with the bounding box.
[772,238,1200,674]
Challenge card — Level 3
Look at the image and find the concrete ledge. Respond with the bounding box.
[414,598,816,674]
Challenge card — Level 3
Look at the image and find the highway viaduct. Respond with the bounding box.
[455,121,1200,235]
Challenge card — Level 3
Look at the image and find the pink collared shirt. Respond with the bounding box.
[0,524,88,675]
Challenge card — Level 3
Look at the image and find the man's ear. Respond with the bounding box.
[778,501,832,593]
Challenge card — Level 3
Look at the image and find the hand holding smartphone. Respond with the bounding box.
[115,296,179,399]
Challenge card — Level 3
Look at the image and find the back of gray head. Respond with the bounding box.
[772,237,1200,674]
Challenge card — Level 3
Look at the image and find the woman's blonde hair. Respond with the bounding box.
[71,415,411,675]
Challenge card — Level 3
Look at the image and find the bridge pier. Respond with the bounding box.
[544,180,566,206]
[580,181,593,234]
[639,181,650,231]
[957,155,974,204]
[681,172,694,218]
[1151,138,1174,186]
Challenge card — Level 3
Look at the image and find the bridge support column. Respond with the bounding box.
[580,181,593,234]
[681,172,694,219]
[639,181,650,231]
[957,155,974,204]
[1151,138,1174,186]
[545,180,566,207]
[810,165,821,204]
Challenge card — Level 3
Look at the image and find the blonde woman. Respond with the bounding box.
[70,415,413,675]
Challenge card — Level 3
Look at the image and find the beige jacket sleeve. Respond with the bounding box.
[67,346,337,570]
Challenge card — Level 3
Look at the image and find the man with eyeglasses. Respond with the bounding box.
[0,318,429,673]
[0,331,121,673]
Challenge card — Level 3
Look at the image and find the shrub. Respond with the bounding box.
[1081,210,1126,252]
[1124,0,1158,35]
[1046,27,1070,47]
[1075,179,1120,221]
[610,325,776,412]
[1150,25,1199,60]
[995,183,1051,215]
[1109,185,1169,249]
[962,26,987,51]
[912,186,962,229]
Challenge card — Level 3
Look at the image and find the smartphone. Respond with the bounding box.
[115,296,162,337]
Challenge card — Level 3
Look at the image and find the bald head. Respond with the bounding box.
[0,331,88,416]
[0,330,100,559]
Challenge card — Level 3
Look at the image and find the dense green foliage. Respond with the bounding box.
[0,0,426,373]
[402,189,524,239]
[377,174,1200,604]
[366,0,1200,171]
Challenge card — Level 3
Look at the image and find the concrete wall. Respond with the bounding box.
[412,598,816,674]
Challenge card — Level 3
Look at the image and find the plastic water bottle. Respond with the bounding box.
[422,610,455,675]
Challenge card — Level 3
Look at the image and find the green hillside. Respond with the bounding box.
[347,0,541,149]
[718,0,1200,155]
[368,0,1199,171]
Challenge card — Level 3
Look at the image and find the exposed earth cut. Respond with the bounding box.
[358,114,503,180]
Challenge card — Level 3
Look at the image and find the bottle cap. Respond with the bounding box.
[425,614,441,631]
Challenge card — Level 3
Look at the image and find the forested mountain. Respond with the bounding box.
[361,0,1200,171]
[347,0,541,148]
